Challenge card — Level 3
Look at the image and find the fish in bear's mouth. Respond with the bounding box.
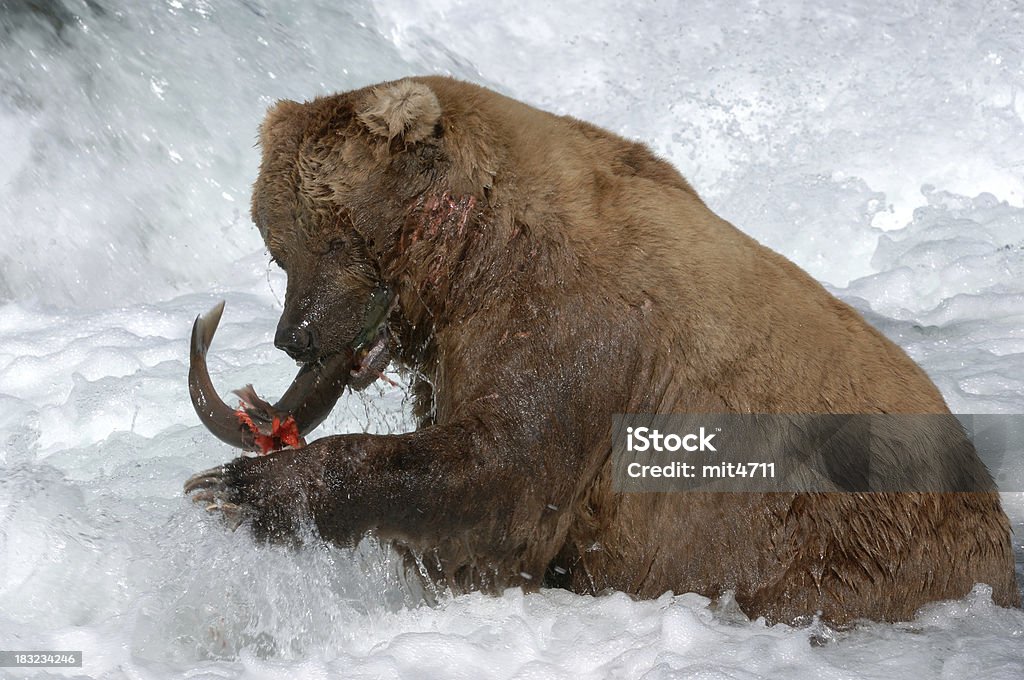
[188,289,397,454]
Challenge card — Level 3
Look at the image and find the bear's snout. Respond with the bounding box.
[274,324,319,363]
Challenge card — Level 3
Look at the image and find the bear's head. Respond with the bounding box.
[250,78,492,389]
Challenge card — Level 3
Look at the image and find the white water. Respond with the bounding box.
[1,1,1023,678]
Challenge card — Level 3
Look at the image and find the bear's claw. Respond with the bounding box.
[184,465,249,529]
[184,466,228,494]
[187,489,217,504]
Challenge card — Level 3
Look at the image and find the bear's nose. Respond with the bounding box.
[274,325,318,362]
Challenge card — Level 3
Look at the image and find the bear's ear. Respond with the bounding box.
[356,80,441,144]
[259,99,308,147]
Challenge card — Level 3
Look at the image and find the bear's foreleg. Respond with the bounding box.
[184,421,553,555]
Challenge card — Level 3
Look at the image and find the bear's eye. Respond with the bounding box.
[325,238,348,255]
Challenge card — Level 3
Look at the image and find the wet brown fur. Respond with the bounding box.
[209,76,1018,625]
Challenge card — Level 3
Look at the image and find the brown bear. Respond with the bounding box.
[185,76,1019,624]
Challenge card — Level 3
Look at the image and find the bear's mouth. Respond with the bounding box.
[347,324,391,391]
[341,286,397,391]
